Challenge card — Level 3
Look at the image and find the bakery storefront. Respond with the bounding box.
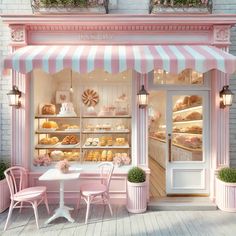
[2,14,236,203]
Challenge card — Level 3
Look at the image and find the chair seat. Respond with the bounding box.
[13,186,46,201]
[80,183,107,196]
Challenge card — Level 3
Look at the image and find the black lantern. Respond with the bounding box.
[137,85,149,108]
[7,85,21,108]
[220,85,234,108]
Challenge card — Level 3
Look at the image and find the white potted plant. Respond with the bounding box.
[126,166,147,213]
[216,167,236,212]
[0,160,10,213]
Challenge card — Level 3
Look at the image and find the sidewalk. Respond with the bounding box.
[0,204,235,236]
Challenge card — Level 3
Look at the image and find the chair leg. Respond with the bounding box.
[19,202,23,213]
[85,196,91,224]
[32,201,39,229]
[44,193,50,215]
[76,192,81,210]
[106,193,113,216]
[4,200,14,231]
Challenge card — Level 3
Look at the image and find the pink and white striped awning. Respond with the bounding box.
[4,45,236,74]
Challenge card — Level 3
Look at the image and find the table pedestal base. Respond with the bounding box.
[45,206,74,225]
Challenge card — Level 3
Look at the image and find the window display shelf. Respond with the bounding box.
[173,105,202,114]
[173,143,202,152]
[82,130,130,134]
[173,119,202,124]
[82,115,131,119]
[35,143,80,149]
[36,130,80,134]
[149,136,166,143]
[173,132,202,135]
[35,115,79,119]
[82,144,130,149]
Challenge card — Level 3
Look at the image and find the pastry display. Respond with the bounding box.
[185,111,202,121]
[113,152,131,167]
[85,138,99,146]
[61,124,80,131]
[58,102,77,116]
[61,135,79,145]
[98,106,114,117]
[33,154,52,166]
[174,135,202,149]
[39,137,59,145]
[154,132,166,140]
[42,104,56,115]
[50,150,64,161]
[42,121,58,129]
[82,89,99,107]
[63,151,80,161]
[173,95,202,111]
[115,137,126,146]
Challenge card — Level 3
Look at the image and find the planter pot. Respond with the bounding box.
[0,178,10,213]
[126,181,147,213]
[216,178,236,212]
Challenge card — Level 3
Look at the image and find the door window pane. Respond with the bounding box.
[172,95,203,162]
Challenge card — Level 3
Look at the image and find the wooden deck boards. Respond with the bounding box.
[149,157,166,198]
[1,204,236,236]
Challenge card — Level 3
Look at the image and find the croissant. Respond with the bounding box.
[82,89,99,107]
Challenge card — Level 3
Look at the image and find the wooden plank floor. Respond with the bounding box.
[149,157,166,198]
[1,204,236,236]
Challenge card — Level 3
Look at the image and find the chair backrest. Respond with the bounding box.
[4,166,27,199]
[98,162,114,190]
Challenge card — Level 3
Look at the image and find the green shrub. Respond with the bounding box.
[218,167,236,183]
[0,160,9,181]
[128,167,146,183]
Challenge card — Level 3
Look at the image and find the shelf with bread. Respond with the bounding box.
[173,105,202,114]
[35,115,79,119]
[172,143,202,153]
[82,137,130,149]
[82,115,131,119]
[36,135,80,149]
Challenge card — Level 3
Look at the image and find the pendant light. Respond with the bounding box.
[70,69,73,93]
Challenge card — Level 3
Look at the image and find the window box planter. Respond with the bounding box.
[31,0,109,14]
[150,0,212,14]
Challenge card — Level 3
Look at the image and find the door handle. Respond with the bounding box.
[168,133,172,162]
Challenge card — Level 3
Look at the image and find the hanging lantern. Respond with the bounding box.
[137,85,149,109]
[7,85,21,108]
[220,85,234,108]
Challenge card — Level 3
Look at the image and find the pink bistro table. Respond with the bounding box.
[39,168,81,224]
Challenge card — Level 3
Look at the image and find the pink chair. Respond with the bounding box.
[77,162,114,224]
[4,166,50,231]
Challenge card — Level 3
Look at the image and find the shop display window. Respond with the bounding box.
[32,69,132,168]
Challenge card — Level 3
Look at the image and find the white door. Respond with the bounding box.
[166,91,209,195]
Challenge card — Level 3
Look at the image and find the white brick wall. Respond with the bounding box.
[0,0,32,160]
[0,0,236,167]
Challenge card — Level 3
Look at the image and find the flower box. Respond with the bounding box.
[31,0,109,14]
[216,178,236,212]
[150,0,212,14]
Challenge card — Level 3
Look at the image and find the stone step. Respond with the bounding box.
[148,197,218,211]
